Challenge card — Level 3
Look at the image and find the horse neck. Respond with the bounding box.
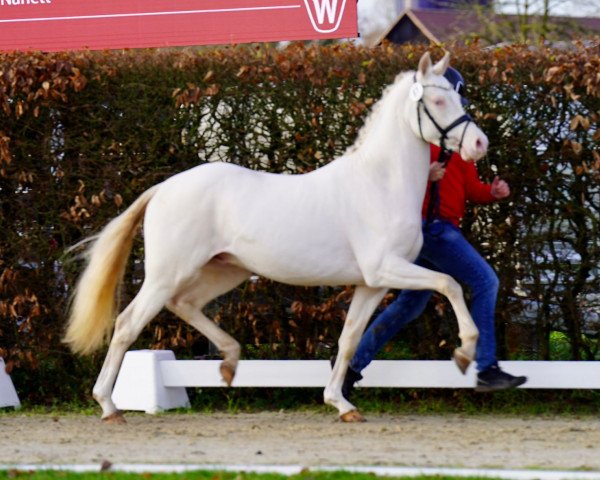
[350,83,430,187]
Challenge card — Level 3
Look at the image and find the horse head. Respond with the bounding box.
[405,52,488,162]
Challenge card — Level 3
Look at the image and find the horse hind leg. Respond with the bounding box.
[167,262,251,386]
[92,281,171,423]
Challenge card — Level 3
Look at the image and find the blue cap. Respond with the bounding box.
[443,67,468,106]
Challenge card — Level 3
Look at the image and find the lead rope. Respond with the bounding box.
[425,146,453,225]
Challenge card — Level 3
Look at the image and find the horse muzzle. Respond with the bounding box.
[460,127,488,162]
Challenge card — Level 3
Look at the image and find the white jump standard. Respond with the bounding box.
[0,357,21,410]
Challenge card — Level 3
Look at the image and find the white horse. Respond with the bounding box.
[64,51,488,423]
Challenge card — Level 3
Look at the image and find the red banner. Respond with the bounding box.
[0,0,357,52]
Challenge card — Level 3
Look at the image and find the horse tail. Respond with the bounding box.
[64,185,160,355]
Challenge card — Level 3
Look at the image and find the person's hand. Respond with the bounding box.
[491,176,510,199]
[429,162,446,182]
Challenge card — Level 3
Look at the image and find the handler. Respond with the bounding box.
[342,67,527,397]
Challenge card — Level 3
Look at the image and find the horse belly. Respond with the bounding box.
[229,239,364,286]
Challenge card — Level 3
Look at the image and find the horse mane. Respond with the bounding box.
[344,71,412,156]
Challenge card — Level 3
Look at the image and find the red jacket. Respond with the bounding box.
[422,145,495,226]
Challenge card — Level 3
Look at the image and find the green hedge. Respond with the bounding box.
[0,41,598,404]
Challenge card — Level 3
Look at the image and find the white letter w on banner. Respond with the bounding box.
[303,0,347,33]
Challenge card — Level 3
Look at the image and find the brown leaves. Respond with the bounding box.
[236,65,253,78]
[465,43,600,101]
[0,52,89,120]
[0,131,11,167]
[545,65,564,83]
[349,101,367,117]
[0,277,42,330]
[568,140,583,156]
[173,83,221,108]
[69,66,87,92]
[60,182,123,224]
[574,150,600,178]
[570,114,590,131]
[290,287,352,323]
[0,52,92,168]
[0,268,18,293]
[544,53,600,100]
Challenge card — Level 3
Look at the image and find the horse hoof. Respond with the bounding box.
[453,348,471,375]
[102,411,126,424]
[340,410,366,423]
[220,362,236,386]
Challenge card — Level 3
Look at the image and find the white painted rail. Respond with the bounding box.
[111,350,600,414]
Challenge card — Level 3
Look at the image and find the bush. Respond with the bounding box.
[0,40,598,404]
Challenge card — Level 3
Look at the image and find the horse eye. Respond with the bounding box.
[433,97,445,107]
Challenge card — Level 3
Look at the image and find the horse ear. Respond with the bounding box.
[416,52,432,81]
[432,51,451,76]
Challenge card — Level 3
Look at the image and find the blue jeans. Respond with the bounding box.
[350,220,499,373]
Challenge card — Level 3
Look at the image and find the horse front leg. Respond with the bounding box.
[324,286,387,422]
[367,258,479,374]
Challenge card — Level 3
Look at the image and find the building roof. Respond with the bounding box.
[381,8,600,45]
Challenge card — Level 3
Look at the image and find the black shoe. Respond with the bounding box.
[475,364,527,392]
[330,356,363,399]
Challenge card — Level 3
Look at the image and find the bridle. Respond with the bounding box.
[410,75,473,224]
[412,74,472,158]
